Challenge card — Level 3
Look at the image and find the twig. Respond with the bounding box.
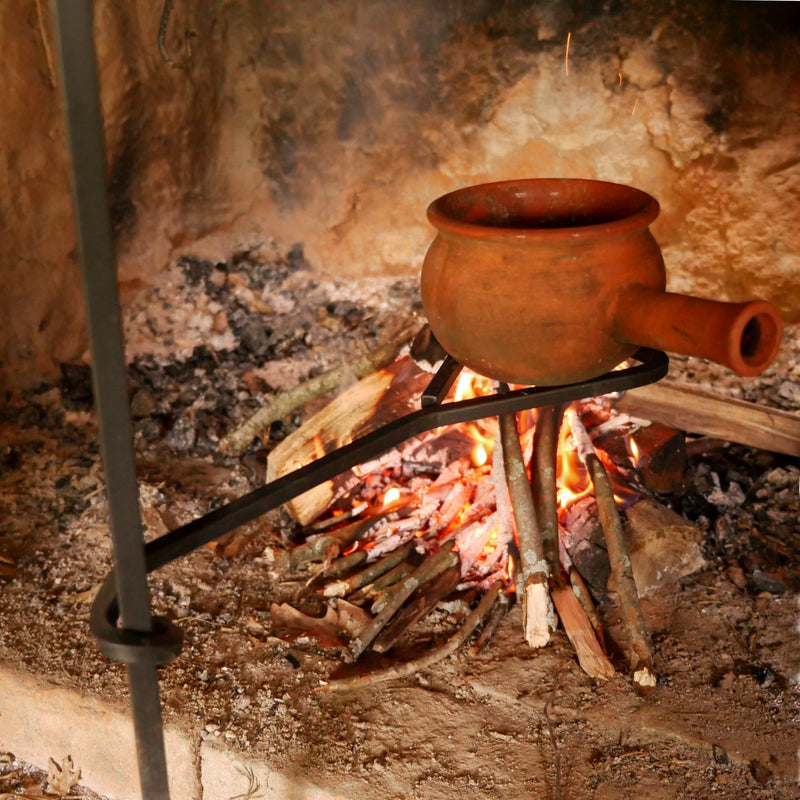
[348,544,459,660]
[220,324,418,451]
[348,560,416,603]
[567,406,655,691]
[468,589,509,656]
[373,563,461,652]
[324,542,415,598]
[320,584,502,691]
[499,404,553,647]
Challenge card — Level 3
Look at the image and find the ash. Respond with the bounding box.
[1,245,799,798]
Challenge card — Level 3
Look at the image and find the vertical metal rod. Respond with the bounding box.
[51,2,171,797]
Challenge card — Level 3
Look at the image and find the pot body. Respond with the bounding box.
[421,179,666,385]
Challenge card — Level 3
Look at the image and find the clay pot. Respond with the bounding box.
[421,178,782,385]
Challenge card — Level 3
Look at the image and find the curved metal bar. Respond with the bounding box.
[90,348,668,649]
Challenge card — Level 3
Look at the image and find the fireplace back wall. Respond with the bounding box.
[2,0,799,389]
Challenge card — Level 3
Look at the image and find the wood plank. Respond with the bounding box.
[615,382,800,457]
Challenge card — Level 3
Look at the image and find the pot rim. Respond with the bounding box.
[426,177,660,242]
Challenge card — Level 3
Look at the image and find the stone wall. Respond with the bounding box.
[2,0,799,388]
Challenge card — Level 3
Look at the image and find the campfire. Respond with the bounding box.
[254,339,691,691]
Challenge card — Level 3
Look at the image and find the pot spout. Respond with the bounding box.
[613,286,782,377]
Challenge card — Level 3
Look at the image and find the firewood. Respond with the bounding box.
[348,544,460,660]
[568,567,607,650]
[531,404,613,678]
[467,590,509,656]
[499,407,554,648]
[220,323,418,451]
[549,582,615,679]
[627,422,687,494]
[266,355,432,524]
[323,542,416,598]
[615,381,800,457]
[319,583,502,691]
[622,497,707,596]
[531,404,566,577]
[289,517,373,569]
[567,407,655,692]
[372,563,462,652]
[348,560,417,604]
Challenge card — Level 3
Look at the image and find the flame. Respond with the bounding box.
[472,443,488,468]
[556,423,592,511]
[382,487,401,508]
[312,434,325,460]
[627,434,643,469]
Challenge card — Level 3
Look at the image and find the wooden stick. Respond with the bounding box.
[531,404,566,577]
[320,584,502,691]
[348,561,416,604]
[289,517,373,569]
[468,590,509,656]
[314,549,368,580]
[372,563,461,653]
[499,406,553,647]
[323,542,415,598]
[615,381,800,457]
[567,407,655,691]
[348,544,459,660]
[568,567,607,649]
[220,323,418,451]
[531,404,613,678]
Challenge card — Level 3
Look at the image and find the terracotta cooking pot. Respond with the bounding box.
[421,178,783,386]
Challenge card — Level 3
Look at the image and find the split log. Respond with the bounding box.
[266,355,432,524]
[615,381,800,457]
[531,404,614,679]
[549,582,615,679]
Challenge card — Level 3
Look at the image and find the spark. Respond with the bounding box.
[565,31,572,77]
[631,97,640,116]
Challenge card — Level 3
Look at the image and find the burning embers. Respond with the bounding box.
[268,354,672,691]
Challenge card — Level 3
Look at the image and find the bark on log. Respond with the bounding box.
[615,382,800,457]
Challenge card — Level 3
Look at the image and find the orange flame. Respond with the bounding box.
[382,487,401,508]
